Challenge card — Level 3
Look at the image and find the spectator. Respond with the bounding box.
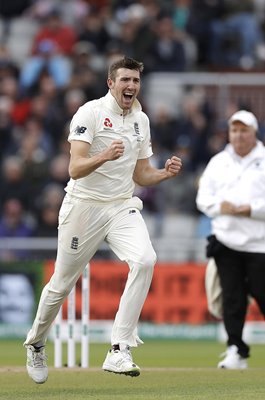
[56,122,71,156]
[171,0,197,69]
[172,0,191,32]
[19,38,72,94]
[175,88,214,171]
[0,155,30,212]
[37,183,65,213]
[48,153,70,189]
[19,8,77,94]
[63,88,86,124]
[0,0,32,43]
[114,4,155,66]
[0,45,19,79]
[31,8,77,57]
[2,76,31,127]
[208,0,264,69]
[69,41,103,100]
[151,105,178,154]
[0,199,36,260]
[187,0,225,67]
[78,7,112,53]
[0,96,15,161]
[29,0,89,27]
[146,15,187,72]
[35,182,64,245]
[36,204,59,238]
[206,121,228,158]
[11,117,53,207]
[35,77,68,148]
[17,115,55,157]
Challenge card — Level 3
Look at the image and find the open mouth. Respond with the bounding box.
[123,93,133,101]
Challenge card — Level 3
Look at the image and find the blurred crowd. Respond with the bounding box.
[1,0,265,255]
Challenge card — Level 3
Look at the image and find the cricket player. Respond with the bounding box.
[24,56,182,383]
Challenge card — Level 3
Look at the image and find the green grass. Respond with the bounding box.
[1,340,265,400]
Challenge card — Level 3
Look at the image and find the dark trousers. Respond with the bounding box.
[214,241,265,358]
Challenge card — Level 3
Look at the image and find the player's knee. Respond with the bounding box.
[138,249,157,270]
[48,286,69,303]
[48,279,73,301]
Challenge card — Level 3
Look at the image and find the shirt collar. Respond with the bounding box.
[226,140,264,162]
[104,90,142,115]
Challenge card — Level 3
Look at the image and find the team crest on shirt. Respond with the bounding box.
[71,236,79,250]
[74,125,87,135]
[133,122,143,142]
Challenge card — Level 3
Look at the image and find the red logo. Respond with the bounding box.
[104,118,113,128]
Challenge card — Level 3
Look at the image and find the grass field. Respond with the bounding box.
[1,339,265,400]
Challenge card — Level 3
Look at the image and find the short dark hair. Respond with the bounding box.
[108,56,144,80]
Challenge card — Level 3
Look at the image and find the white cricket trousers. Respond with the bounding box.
[24,194,157,348]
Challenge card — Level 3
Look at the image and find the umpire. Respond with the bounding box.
[196,110,265,369]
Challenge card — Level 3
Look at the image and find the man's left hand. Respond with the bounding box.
[165,156,182,177]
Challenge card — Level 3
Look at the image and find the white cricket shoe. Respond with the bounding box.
[102,345,140,377]
[218,345,248,369]
[26,345,48,383]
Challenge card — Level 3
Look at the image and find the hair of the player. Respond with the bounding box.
[108,56,144,80]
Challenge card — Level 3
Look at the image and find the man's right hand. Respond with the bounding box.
[221,201,237,215]
[104,140,125,161]
[221,201,251,217]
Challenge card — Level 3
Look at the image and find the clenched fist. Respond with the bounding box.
[105,140,125,161]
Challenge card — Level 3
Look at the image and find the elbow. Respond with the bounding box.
[133,174,142,187]
[69,165,80,180]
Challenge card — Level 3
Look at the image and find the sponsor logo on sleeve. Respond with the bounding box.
[74,126,87,135]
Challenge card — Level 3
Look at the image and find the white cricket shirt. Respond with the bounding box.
[196,141,265,252]
[65,91,153,201]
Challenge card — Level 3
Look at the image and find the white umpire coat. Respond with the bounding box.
[196,140,265,253]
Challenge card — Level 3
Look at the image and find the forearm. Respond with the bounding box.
[222,202,251,217]
[134,166,169,186]
[133,156,182,186]
[69,153,108,180]
[69,139,125,180]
